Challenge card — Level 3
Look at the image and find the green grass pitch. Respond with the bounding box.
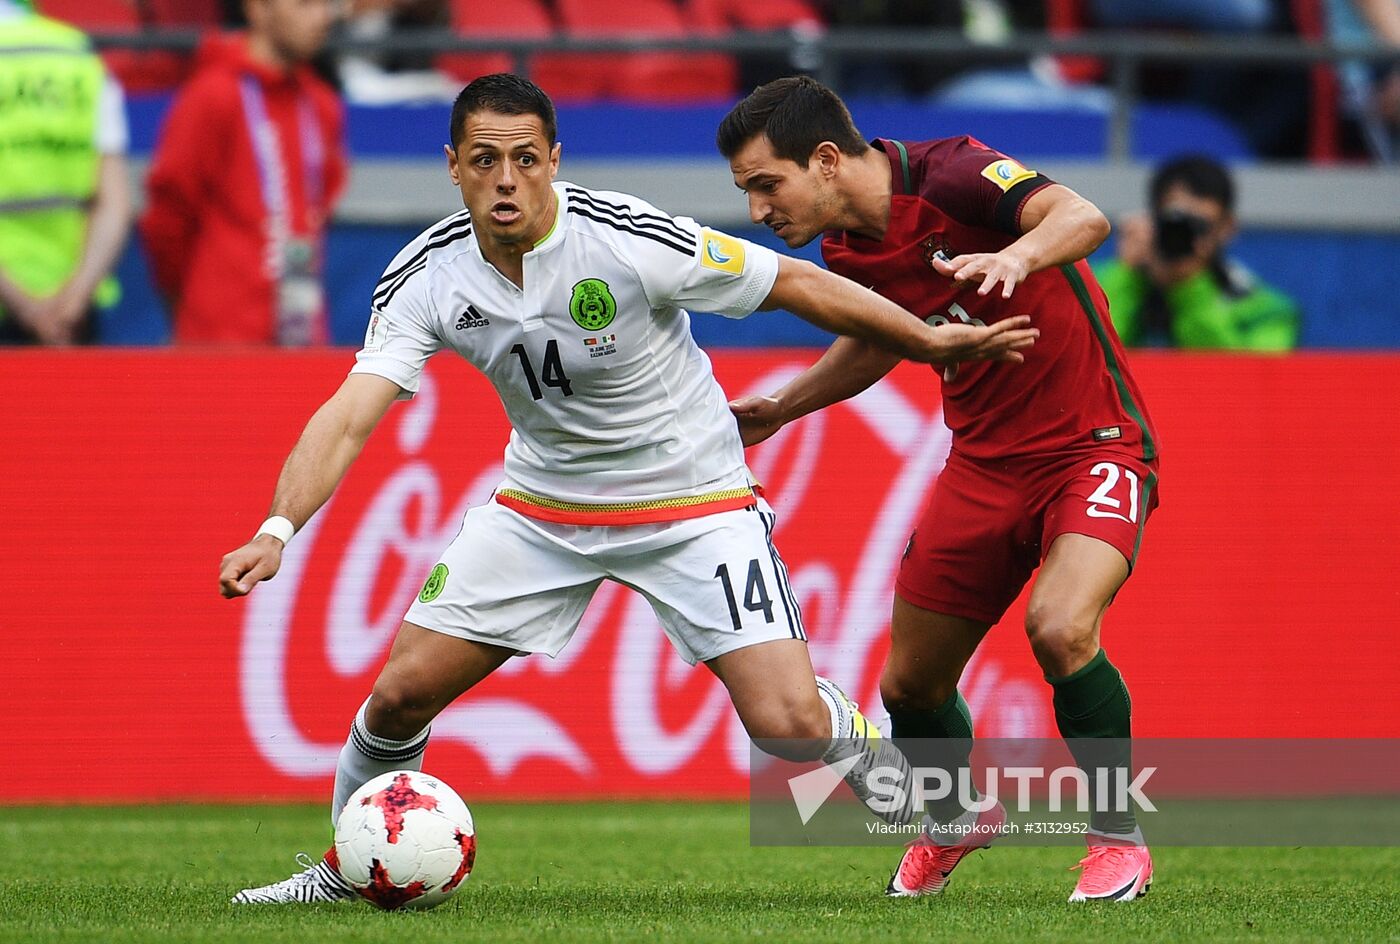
[2,802,1395,943]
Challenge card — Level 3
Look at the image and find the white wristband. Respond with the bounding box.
[254,515,296,546]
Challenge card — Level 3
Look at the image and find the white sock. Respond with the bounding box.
[813,676,852,762]
[330,697,431,827]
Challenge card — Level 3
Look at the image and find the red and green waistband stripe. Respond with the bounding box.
[494,487,758,526]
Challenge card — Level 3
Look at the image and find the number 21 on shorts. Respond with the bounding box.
[1085,461,1140,524]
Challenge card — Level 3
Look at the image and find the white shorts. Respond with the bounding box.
[404,497,806,665]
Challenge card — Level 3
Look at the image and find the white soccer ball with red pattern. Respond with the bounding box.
[333,770,476,910]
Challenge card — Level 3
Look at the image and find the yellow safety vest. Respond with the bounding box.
[0,12,118,314]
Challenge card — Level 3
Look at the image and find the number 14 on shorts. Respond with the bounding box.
[714,559,775,631]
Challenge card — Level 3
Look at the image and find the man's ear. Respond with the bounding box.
[813,141,843,178]
[444,144,460,185]
[548,141,562,178]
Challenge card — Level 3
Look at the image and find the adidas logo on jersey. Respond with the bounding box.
[454,305,490,330]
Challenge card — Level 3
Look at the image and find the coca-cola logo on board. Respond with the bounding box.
[240,361,1049,789]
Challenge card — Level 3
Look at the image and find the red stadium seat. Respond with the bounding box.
[34,0,207,92]
[440,0,554,86]
[1291,0,1343,162]
[685,0,822,33]
[35,0,138,29]
[1044,0,1103,85]
[36,0,220,28]
[537,0,736,103]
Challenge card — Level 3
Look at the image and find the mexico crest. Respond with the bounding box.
[569,278,617,331]
[418,563,449,603]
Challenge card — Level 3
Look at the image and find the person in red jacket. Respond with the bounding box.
[142,0,344,344]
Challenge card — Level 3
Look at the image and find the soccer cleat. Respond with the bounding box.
[1068,838,1153,903]
[885,799,1008,897]
[815,677,921,826]
[231,849,358,904]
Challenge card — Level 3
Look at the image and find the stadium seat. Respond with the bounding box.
[35,0,221,30]
[440,0,555,86]
[34,0,213,92]
[685,0,822,33]
[1291,0,1343,162]
[537,0,737,103]
[1044,0,1104,85]
[36,0,139,29]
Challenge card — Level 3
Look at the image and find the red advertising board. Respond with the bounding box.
[3,351,1397,802]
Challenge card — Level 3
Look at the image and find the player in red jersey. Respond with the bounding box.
[718,77,1158,903]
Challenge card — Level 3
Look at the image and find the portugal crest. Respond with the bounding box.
[569,278,617,331]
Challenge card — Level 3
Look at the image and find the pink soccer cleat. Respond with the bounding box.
[1068,838,1153,902]
[884,799,1008,897]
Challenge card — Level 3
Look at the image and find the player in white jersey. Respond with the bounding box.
[220,74,1038,904]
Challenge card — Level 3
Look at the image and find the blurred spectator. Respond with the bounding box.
[1088,0,1309,158]
[0,0,130,345]
[1096,155,1299,350]
[1327,0,1400,161]
[339,0,458,103]
[141,0,345,345]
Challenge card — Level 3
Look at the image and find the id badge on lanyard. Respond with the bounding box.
[240,77,325,346]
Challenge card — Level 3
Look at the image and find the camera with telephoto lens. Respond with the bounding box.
[1153,208,1213,262]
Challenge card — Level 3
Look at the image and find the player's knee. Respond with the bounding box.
[1024,605,1098,676]
[366,679,439,740]
[744,694,830,759]
[774,696,830,742]
[880,665,957,714]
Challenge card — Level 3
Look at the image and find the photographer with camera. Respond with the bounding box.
[1096,155,1299,350]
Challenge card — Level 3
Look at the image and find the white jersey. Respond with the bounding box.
[351,181,780,522]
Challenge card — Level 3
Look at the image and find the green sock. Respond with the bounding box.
[1047,648,1137,835]
[889,691,975,824]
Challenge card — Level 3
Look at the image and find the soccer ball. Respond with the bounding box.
[333,770,476,910]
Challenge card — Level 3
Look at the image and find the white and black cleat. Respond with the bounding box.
[231,852,358,904]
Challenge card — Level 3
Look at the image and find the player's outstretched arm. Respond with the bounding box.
[933,184,1110,299]
[218,373,402,598]
[760,256,1038,366]
[730,335,902,446]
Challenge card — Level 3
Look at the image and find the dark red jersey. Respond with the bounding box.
[821,137,1158,464]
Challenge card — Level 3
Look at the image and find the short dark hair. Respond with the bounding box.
[449,73,557,151]
[716,76,868,166]
[1150,155,1235,213]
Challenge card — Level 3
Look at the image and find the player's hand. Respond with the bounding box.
[932,249,1031,299]
[219,536,285,598]
[921,315,1038,369]
[728,394,787,447]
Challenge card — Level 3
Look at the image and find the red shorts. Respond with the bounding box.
[895,450,1160,624]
